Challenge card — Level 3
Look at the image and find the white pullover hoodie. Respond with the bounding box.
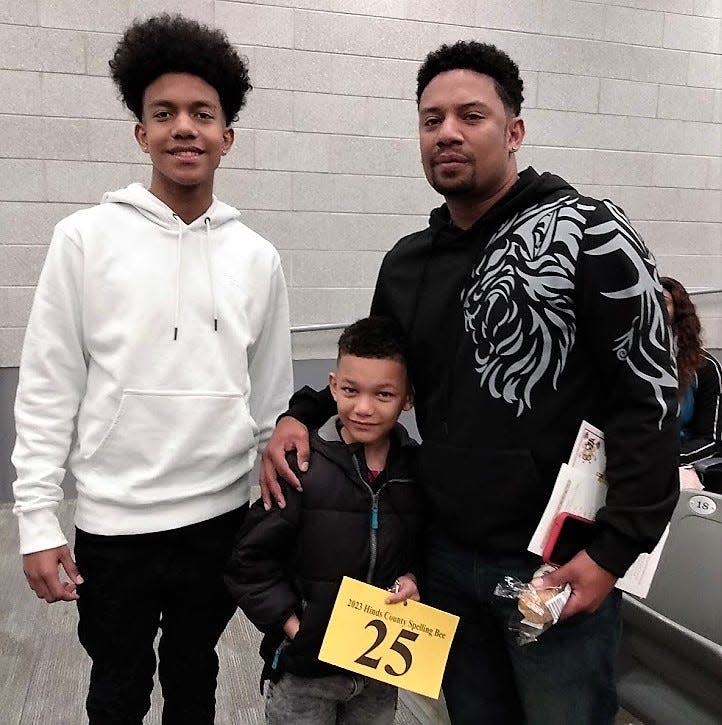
[13,184,292,554]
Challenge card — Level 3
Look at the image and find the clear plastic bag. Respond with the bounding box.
[493,564,571,645]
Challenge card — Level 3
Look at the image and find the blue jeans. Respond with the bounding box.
[265,671,397,725]
[425,530,621,725]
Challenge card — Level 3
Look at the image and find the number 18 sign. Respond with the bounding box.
[318,577,459,698]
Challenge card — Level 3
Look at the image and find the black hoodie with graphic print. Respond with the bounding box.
[287,167,679,577]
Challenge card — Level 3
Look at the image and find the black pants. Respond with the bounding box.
[74,506,247,725]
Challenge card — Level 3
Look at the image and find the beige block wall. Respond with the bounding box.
[0,0,720,364]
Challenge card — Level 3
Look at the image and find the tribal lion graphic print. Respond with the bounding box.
[461,196,674,426]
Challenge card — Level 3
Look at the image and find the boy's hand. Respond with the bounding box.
[23,545,84,603]
[282,614,301,639]
[532,550,617,619]
[385,574,420,605]
[259,417,310,510]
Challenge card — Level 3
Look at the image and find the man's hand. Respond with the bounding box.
[385,574,420,605]
[259,417,310,510]
[22,545,84,603]
[532,550,617,620]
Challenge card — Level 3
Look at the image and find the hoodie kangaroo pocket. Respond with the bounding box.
[86,389,257,501]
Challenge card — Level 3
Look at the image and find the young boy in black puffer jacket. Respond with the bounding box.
[225,316,426,725]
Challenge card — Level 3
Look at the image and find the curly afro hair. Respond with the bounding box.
[416,41,524,116]
[109,14,251,124]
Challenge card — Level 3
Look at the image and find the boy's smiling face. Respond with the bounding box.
[329,354,413,447]
[134,72,233,209]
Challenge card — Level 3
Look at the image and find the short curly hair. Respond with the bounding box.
[416,41,524,116]
[337,317,409,365]
[109,14,251,124]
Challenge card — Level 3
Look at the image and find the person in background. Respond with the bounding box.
[661,277,722,487]
[12,14,292,723]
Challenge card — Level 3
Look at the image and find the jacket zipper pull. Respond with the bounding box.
[371,498,379,530]
[272,639,288,670]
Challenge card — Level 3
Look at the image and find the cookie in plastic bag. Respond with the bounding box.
[494,564,571,645]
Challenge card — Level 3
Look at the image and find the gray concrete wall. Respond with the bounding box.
[2,1,721,501]
[1,0,720,365]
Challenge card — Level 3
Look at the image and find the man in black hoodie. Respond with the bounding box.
[259,42,679,725]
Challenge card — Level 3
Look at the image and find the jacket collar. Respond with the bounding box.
[312,416,417,480]
[316,416,416,448]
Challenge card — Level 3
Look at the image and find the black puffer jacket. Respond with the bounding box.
[225,417,426,681]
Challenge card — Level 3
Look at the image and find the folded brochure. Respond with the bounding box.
[528,420,668,598]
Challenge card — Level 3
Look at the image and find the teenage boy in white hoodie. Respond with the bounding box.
[11,14,292,724]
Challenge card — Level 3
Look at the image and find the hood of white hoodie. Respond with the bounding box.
[100,183,243,339]
[102,182,242,230]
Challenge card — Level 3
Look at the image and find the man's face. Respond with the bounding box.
[329,354,412,447]
[135,72,234,205]
[418,69,523,202]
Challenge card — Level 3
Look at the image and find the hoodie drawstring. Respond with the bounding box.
[204,217,218,332]
[171,215,219,340]
[173,214,183,341]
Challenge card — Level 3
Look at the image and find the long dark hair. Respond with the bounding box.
[661,276,705,395]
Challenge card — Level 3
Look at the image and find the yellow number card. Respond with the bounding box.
[318,576,459,698]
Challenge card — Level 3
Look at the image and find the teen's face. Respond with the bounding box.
[135,72,233,204]
[329,355,412,447]
[418,69,524,203]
